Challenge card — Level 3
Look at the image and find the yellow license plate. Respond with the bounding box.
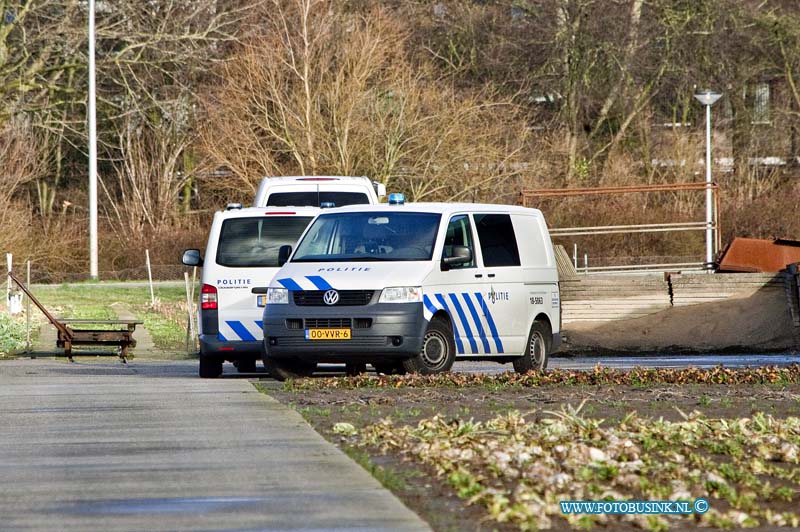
[305,328,351,340]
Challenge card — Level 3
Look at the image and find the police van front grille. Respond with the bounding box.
[275,337,389,348]
[293,290,374,306]
[305,318,352,328]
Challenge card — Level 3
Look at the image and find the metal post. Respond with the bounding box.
[26,260,30,353]
[694,90,721,271]
[184,272,195,354]
[145,249,154,306]
[5,253,11,311]
[190,266,197,351]
[88,0,98,280]
[704,103,713,270]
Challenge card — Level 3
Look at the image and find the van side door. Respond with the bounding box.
[472,213,528,355]
[424,214,489,356]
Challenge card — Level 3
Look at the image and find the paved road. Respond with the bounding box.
[455,352,800,375]
[0,359,431,532]
[303,353,800,378]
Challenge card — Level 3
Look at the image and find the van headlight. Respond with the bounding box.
[267,287,289,304]
[379,287,422,303]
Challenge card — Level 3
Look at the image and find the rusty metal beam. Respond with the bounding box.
[8,271,72,340]
[519,182,723,273]
[520,182,719,204]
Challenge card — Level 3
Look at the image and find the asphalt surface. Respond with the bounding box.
[292,353,800,377]
[0,359,431,532]
[456,352,800,374]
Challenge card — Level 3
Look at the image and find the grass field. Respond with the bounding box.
[1,282,195,357]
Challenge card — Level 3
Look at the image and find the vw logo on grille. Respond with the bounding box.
[323,289,340,306]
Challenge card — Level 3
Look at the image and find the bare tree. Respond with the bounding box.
[0,119,45,258]
[101,111,194,240]
[198,0,529,204]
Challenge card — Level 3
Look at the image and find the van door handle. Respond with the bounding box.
[474,274,483,278]
[487,273,496,278]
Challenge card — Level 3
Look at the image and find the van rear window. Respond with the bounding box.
[216,217,313,267]
[266,191,370,207]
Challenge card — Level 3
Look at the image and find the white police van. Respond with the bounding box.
[182,205,321,377]
[253,176,386,208]
[182,176,386,378]
[261,195,561,379]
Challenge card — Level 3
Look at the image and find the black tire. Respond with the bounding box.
[199,356,223,378]
[373,362,407,375]
[236,358,257,374]
[402,318,456,374]
[513,320,551,374]
[262,352,316,381]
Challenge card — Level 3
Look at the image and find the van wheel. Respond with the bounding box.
[513,320,551,374]
[199,356,223,378]
[264,357,316,381]
[236,358,257,374]
[402,318,456,374]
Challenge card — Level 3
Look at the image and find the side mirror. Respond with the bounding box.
[278,245,292,266]
[182,249,203,267]
[441,245,472,270]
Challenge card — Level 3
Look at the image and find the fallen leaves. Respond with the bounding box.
[350,405,800,530]
[285,364,800,391]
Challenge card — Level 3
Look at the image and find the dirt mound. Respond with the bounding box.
[563,289,800,353]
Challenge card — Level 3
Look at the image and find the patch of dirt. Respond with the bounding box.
[564,290,800,352]
[271,383,800,531]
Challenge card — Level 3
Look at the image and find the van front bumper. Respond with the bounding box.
[263,302,426,362]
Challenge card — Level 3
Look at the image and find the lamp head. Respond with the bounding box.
[694,90,722,106]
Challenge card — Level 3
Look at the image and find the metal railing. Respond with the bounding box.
[520,183,721,274]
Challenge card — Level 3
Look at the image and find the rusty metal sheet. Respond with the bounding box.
[717,237,800,273]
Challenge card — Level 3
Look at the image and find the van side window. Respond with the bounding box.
[442,215,475,269]
[474,214,521,267]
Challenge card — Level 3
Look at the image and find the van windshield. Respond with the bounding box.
[216,216,313,267]
[292,212,441,262]
[266,191,370,207]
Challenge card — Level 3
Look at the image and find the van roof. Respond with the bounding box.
[214,206,321,218]
[314,202,544,217]
[258,176,372,184]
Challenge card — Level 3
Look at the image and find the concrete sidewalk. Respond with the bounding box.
[0,359,431,532]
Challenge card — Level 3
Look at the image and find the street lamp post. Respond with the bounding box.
[88,0,98,280]
[694,90,722,271]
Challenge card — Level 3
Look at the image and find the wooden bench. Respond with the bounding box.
[8,272,143,362]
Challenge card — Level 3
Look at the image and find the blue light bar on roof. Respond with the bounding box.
[388,193,405,205]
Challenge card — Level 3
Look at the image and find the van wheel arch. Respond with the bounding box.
[431,310,454,329]
[512,317,552,374]
[403,314,456,374]
[533,313,552,333]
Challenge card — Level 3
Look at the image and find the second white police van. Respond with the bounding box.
[182,176,386,378]
[261,196,561,379]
